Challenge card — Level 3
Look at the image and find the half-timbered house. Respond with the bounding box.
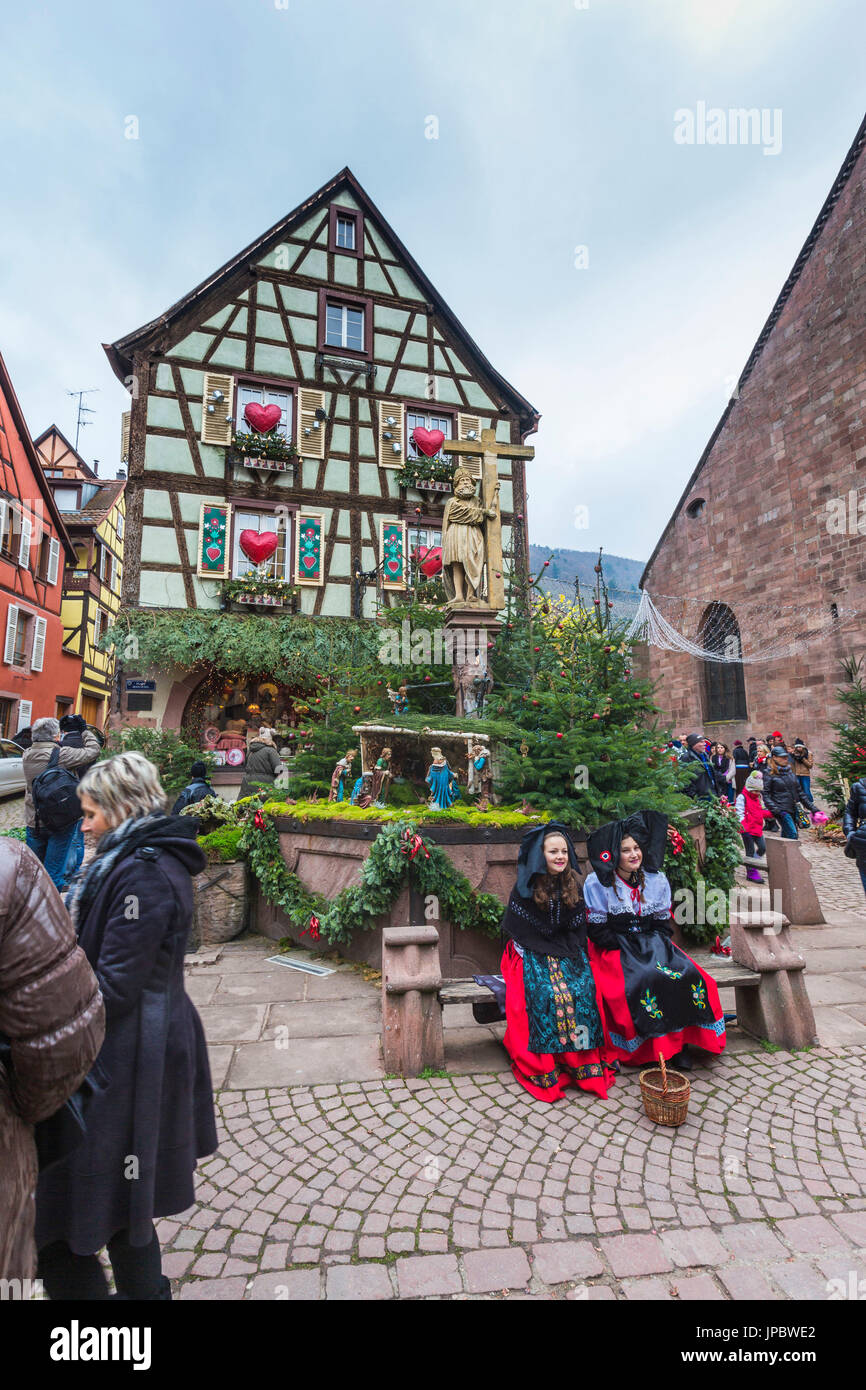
[35,425,126,729]
[104,168,538,768]
[0,351,76,734]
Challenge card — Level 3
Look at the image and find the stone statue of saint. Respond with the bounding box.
[441,467,500,607]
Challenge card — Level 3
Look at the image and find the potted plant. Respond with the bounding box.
[229,426,298,472]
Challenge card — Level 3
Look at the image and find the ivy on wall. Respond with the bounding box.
[238,812,505,946]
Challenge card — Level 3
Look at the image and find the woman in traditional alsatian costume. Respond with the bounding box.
[500,823,614,1102]
[584,811,726,1070]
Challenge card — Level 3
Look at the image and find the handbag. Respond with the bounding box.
[0,1034,106,1173]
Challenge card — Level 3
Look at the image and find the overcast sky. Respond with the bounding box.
[1,0,863,564]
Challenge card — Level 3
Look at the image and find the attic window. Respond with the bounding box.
[328,205,363,259]
[685,498,706,519]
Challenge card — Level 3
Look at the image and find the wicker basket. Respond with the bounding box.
[639,1052,690,1127]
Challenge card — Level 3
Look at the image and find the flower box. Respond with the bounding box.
[415,478,452,493]
[240,456,294,474]
[236,593,289,608]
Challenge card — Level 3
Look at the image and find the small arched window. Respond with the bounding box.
[685,498,706,519]
[699,602,747,722]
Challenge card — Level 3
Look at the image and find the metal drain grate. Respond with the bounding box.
[266,955,335,977]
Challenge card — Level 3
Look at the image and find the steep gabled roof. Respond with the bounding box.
[0,353,76,560]
[642,113,866,587]
[33,423,99,479]
[103,167,540,434]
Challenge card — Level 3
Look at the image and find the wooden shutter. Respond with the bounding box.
[3,606,18,665]
[298,388,326,459]
[18,515,31,568]
[380,519,407,590]
[294,511,325,586]
[378,401,405,468]
[16,700,32,733]
[109,552,118,591]
[0,500,7,556]
[457,413,483,480]
[31,616,47,673]
[120,410,131,464]
[47,536,61,586]
[200,373,233,445]
[196,503,232,580]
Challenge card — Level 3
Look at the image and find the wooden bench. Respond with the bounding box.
[439,953,761,1025]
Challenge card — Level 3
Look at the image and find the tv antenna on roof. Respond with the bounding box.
[67,388,99,452]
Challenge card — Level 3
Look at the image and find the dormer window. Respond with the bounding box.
[685,498,706,519]
[328,204,363,259]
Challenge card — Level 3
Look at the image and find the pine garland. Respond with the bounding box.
[238,812,505,946]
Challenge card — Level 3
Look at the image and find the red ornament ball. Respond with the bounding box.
[543,561,550,567]
[354,705,361,713]
[534,646,540,652]
[633,692,641,699]
[592,713,600,720]
[532,700,539,706]
[556,732,563,739]
[424,675,431,682]
[604,645,611,653]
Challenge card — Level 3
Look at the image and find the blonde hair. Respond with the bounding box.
[78,752,168,828]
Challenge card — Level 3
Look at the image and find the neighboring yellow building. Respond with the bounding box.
[34,425,126,729]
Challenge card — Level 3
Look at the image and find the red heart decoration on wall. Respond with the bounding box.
[301,555,317,570]
[411,427,445,458]
[239,530,278,564]
[386,560,400,575]
[205,545,222,563]
[244,402,282,433]
[415,545,442,578]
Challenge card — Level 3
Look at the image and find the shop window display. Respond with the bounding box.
[182,675,309,769]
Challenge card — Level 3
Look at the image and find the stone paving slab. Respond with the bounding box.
[160,1044,866,1300]
[227,1034,383,1087]
[264,999,380,1039]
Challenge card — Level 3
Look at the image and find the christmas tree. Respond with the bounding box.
[816,656,866,813]
[490,552,693,822]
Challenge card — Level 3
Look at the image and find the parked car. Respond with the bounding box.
[0,738,26,795]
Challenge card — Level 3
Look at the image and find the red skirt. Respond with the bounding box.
[587,941,726,1066]
[501,942,615,1102]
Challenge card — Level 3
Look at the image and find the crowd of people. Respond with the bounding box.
[3,708,866,1297]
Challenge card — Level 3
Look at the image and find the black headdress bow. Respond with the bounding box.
[586,810,668,887]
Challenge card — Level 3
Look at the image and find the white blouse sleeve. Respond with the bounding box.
[582,873,610,923]
[646,871,673,921]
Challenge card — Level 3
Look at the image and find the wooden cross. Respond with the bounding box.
[443,428,534,610]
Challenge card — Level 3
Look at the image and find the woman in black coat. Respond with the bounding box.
[35,751,218,1300]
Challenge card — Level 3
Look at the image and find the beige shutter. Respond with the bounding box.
[200,372,233,445]
[298,388,326,459]
[120,410,131,464]
[47,537,61,586]
[31,616,47,673]
[457,413,483,480]
[18,515,32,568]
[378,400,405,468]
[3,606,18,665]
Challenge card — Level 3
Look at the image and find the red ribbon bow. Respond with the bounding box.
[401,829,430,861]
[253,810,266,831]
[711,935,731,957]
[302,914,320,942]
[667,826,685,856]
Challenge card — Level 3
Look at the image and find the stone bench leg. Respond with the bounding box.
[382,925,445,1077]
[765,836,825,925]
[730,907,818,1050]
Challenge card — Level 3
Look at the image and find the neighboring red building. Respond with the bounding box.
[639,116,866,776]
[0,350,77,735]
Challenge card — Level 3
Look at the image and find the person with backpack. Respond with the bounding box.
[762,746,811,840]
[23,718,101,892]
[171,761,214,816]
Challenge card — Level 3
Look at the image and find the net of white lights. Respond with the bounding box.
[623,589,846,664]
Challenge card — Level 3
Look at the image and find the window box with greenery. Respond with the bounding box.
[395,455,454,492]
[223,573,299,609]
[228,428,298,470]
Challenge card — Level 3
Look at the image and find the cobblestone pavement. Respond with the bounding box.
[162,1045,866,1300]
[799,836,866,919]
[0,793,25,831]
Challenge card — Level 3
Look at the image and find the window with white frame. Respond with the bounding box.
[407,524,442,585]
[406,411,452,461]
[335,214,356,251]
[325,303,364,353]
[234,383,293,440]
[232,511,291,580]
